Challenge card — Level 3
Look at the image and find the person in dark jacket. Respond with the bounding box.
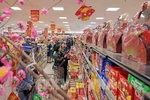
[53,44,67,86]
[61,42,70,83]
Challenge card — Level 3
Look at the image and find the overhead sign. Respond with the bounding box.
[31,10,40,23]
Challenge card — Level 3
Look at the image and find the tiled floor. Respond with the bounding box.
[44,63,54,74]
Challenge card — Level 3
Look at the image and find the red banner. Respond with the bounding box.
[50,24,56,30]
[57,28,62,33]
[62,30,65,34]
[51,31,55,36]
[31,10,39,23]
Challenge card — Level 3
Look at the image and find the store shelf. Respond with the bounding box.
[82,50,116,100]
[84,68,99,100]
[82,41,150,86]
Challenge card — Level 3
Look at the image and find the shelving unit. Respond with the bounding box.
[81,41,150,86]
[82,50,116,100]
[34,44,47,69]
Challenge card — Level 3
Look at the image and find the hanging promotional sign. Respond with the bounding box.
[31,10,40,23]
[8,27,12,35]
[75,5,95,21]
[50,24,56,30]
[57,28,62,33]
[26,21,33,37]
[62,30,65,34]
[51,31,55,36]
[44,28,48,37]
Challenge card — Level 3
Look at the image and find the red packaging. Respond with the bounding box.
[92,32,99,46]
[122,2,150,64]
[98,21,112,48]
[107,13,128,53]
[86,31,93,43]
[134,90,144,100]
[118,73,134,100]
[108,67,123,99]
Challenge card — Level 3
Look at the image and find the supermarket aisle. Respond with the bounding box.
[44,63,54,74]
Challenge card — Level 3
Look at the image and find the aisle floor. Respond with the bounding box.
[44,63,54,75]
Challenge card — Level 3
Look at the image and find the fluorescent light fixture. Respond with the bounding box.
[45,24,48,26]
[90,22,96,24]
[63,22,68,24]
[96,17,104,20]
[53,7,64,11]
[39,21,44,23]
[65,25,69,26]
[87,25,91,26]
[59,17,67,19]
[6,17,10,19]
[106,8,120,11]
[11,7,22,10]
[11,24,15,26]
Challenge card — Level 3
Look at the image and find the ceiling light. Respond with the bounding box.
[11,24,15,26]
[106,8,120,11]
[59,17,67,19]
[63,22,68,24]
[87,25,91,26]
[65,25,69,26]
[96,17,104,20]
[90,22,96,24]
[6,17,10,19]
[11,7,22,10]
[39,21,44,23]
[53,7,64,11]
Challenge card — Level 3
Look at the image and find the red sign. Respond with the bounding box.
[51,31,55,36]
[57,28,62,33]
[31,10,39,23]
[7,91,20,100]
[75,5,95,21]
[62,30,65,34]
[50,24,56,30]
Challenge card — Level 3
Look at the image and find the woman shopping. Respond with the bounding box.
[53,44,67,86]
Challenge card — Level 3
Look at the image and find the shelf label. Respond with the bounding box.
[128,74,150,94]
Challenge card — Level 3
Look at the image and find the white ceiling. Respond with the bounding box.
[0,0,148,33]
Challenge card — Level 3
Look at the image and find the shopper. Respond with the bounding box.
[47,41,53,63]
[66,38,71,51]
[17,51,34,100]
[53,44,66,86]
[61,42,70,83]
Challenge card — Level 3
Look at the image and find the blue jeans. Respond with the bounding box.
[18,91,29,100]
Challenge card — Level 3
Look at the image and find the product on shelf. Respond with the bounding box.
[106,13,129,53]
[122,1,150,64]
[118,72,134,100]
[92,30,99,46]
[98,21,113,48]
[86,29,93,43]
[100,87,108,100]
[128,74,150,100]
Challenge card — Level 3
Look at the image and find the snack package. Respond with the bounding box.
[108,67,125,99]
[118,73,134,100]
[100,87,108,100]
[86,29,93,43]
[122,1,150,64]
[134,90,144,100]
[98,21,113,48]
[107,13,129,53]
